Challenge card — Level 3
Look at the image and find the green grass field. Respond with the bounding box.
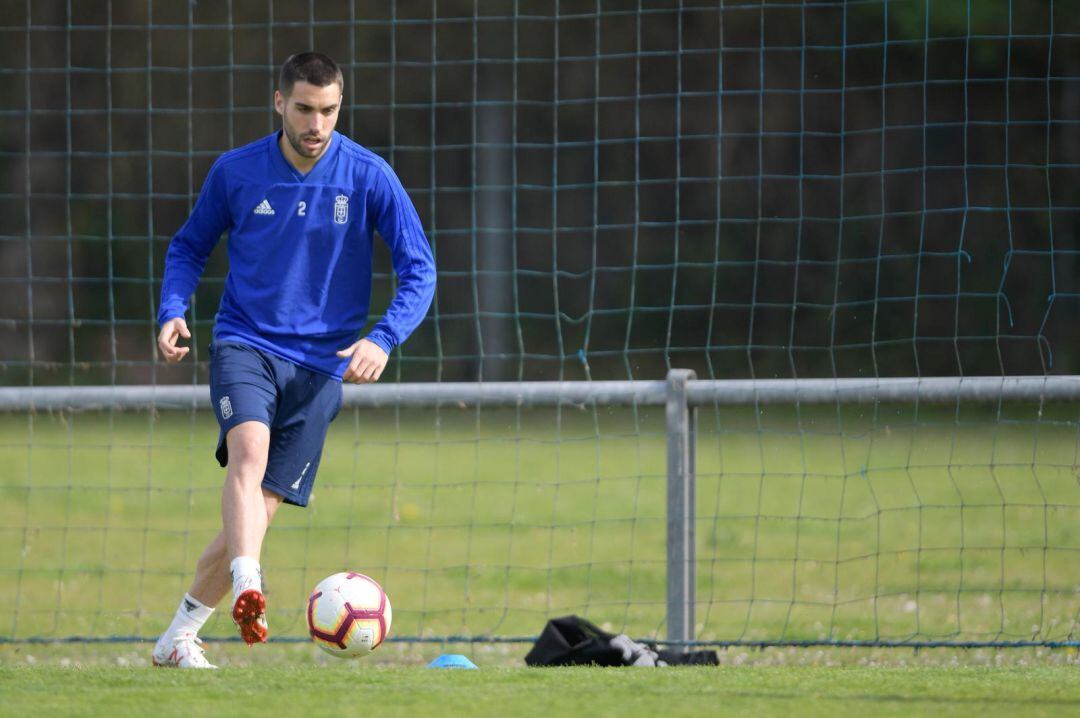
[4,662,1080,717]
[2,401,1080,648]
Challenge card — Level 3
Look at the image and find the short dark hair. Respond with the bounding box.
[278,52,343,96]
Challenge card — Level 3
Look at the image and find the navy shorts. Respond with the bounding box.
[208,341,343,507]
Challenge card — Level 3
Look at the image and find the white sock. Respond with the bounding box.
[230,556,263,601]
[160,593,214,641]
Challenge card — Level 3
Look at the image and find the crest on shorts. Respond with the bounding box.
[334,194,349,225]
[219,395,233,420]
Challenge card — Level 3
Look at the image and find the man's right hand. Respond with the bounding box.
[158,317,191,363]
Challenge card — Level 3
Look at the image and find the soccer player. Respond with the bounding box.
[150,53,436,668]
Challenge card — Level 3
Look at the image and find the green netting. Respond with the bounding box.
[1,1,1079,647]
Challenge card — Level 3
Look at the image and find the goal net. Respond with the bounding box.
[2,1,1079,647]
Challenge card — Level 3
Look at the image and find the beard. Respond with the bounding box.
[283,121,327,158]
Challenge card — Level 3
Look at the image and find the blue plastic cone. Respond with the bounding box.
[427,654,478,669]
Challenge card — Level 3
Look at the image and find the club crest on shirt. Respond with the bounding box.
[334,194,349,225]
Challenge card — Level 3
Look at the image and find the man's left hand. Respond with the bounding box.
[336,338,389,384]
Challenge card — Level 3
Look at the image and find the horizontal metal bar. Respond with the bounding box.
[0,635,537,645]
[0,381,668,411]
[343,380,668,408]
[2,634,1077,649]
[686,376,1080,405]
[1,376,1078,412]
[671,638,1080,649]
[0,385,209,411]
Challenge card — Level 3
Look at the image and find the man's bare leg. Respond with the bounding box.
[153,481,284,665]
[212,421,276,643]
[220,421,272,562]
[188,488,284,608]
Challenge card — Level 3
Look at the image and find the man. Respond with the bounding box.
[151,52,436,668]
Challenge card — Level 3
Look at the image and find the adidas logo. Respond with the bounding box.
[253,199,275,215]
[183,598,198,612]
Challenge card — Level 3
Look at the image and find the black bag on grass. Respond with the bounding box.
[524,615,718,667]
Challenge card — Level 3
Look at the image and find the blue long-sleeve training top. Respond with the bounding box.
[157,130,436,379]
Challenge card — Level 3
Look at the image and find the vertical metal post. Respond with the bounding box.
[666,368,696,647]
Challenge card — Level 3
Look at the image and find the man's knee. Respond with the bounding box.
[225,422,270,478]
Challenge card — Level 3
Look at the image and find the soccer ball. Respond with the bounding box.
[306,572,392,658]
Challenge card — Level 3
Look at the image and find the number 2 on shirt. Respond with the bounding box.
[297,201,307,217]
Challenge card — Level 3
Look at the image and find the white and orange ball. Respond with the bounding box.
[306,572,392,658]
